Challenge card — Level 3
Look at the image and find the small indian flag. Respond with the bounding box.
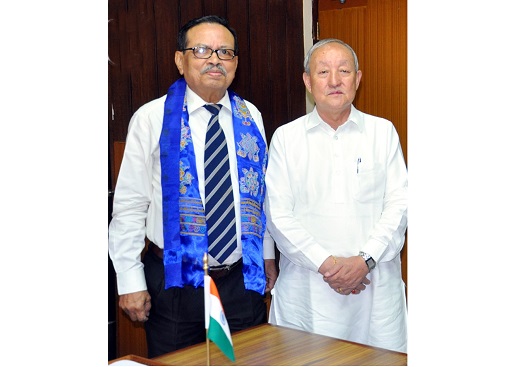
[204,274,235,361]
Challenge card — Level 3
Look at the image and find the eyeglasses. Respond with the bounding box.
[181,46,237,60]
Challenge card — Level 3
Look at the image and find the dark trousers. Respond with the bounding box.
[142,245,267,358]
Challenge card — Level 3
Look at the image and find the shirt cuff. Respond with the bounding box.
[263,231,276,259]
[362,238,387,263]
[116,267,148,295]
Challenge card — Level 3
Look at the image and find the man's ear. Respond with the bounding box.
[355,70,362,90]
[175,51,184,75]
[302,72,311,93]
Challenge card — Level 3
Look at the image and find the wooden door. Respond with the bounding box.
[316,0,408,291]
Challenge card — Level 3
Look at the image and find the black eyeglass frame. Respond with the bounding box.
[181,46,237,60]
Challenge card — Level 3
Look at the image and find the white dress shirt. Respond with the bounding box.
[265,105,408,353]
[109,86,275,296]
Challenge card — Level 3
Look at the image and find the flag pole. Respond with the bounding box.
[203,252,210,366]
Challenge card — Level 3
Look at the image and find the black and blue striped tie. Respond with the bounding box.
[203,104,237,263]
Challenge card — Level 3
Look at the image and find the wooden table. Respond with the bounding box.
[153,323,407,366]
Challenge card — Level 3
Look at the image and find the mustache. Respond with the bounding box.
[201,64,227,76]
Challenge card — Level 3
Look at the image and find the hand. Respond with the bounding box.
[334,277,371,295]
[264,259,278,293]
[322,256,371,295]
[119,290,151,322]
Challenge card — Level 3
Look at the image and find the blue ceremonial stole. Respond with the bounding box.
[159,78,268,294]
[229,88,268,294]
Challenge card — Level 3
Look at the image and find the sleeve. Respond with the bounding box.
[361,123,408,263]
[108,107,157,295]
[262,229,276,259]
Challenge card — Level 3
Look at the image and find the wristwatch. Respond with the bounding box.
[359,251,376,272]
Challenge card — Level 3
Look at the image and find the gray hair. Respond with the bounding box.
[303,38,359,74]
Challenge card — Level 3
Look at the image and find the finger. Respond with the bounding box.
[356,283,366,291]
[323,265,342,279]
[144,299,152,313]
[129,304,151,322]
[336,287,355,295]
[135,307,150,322]
[141,300,151,321]
[126,310,140,322]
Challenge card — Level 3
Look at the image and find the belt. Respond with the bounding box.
[150,243,242,281]
[151,243,164,259]
[208,258,243,280]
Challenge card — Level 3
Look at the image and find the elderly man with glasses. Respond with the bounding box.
[109,15,278,358]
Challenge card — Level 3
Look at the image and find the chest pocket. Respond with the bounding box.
[352,163,386,203]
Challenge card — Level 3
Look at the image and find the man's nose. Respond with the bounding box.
[329,71,341,86]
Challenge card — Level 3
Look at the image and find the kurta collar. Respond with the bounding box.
[307,104,364,133]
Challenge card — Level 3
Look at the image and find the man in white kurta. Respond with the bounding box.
[265,39,408,353]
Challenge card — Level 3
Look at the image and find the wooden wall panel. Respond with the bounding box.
[227,0,251,99]
[284,0,307,133]
[153,1,181,97]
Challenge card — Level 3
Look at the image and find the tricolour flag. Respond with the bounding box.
[204,274,235,361]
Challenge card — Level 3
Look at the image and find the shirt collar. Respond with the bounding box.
[307,104,364,133]
[185,86,232,114]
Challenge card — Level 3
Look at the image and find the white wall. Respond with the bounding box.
[303,0,315,113]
